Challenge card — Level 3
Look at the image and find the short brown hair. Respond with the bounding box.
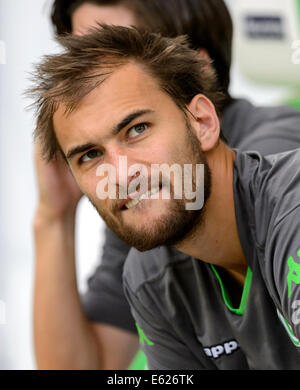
[28,25,224,161]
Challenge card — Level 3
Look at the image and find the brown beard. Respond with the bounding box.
[90,122,211,252]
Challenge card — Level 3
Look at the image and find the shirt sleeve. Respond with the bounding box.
[222,99,300,155]
[236,116,300,156]
[123,277,210,370]
[266,205,300,344]
[80,227,137,334]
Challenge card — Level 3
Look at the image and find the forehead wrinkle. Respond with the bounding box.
[53,62,178,155]
[67,61,161,114]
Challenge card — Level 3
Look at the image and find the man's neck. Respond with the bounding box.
[176,142,248,284]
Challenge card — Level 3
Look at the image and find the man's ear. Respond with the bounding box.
[197,49,211,61]
[187,94,220,152]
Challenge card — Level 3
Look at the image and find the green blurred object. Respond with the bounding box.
[128,349,148,370]
[286,99,300,110]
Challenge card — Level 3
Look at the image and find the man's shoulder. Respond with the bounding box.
[236,148,300,184]
[224,98,300,124]
[123,245,191,294]
[223,98,300,152]
[235,149,300,213]
[234,149,300,253]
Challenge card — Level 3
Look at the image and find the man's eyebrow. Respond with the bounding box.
[66,142,96,160]
[112,109,154,135]
[66,109,154,160]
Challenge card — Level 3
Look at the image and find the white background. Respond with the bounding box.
[0,0,297,369]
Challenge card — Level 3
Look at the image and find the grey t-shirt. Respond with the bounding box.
[81,99,300,334]
[222,98,300,154]
[123,149,300,369]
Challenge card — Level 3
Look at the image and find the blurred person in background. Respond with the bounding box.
[31,23,300,370]
[32,0,300,370]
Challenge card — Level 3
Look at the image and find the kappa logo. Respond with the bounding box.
[203,339,239,359]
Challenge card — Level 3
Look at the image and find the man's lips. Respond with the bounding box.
[118,186,161,210]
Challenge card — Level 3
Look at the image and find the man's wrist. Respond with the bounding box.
[34,205,77,231]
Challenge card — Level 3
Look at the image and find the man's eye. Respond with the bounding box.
[127,123,148,139]
[80,150,101,163]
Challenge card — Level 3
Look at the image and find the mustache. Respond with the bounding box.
[109,174,172,214]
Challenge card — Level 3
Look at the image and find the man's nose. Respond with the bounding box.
[105,147,147,192]
[104,147,133,188]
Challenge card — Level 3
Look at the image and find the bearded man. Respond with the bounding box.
[30,26,300,369]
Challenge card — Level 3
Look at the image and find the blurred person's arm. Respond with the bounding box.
[33,145,139,370]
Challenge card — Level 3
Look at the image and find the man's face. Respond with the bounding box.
[53,63,211,251]
[71,2,137,35]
